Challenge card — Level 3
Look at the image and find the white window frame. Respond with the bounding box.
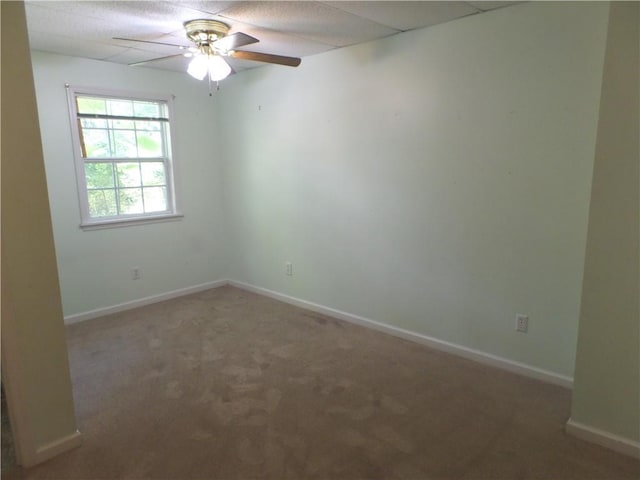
[66,85,182,229]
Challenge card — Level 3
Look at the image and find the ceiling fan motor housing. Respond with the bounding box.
[184,19,230,47]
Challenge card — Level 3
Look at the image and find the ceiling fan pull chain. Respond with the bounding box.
[209,81,221,96]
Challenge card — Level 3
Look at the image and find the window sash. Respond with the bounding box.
[76,113,169,122]
[75,98,170,160]
[81,159,171,219]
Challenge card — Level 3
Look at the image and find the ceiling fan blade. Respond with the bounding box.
[113,37,188,49]
[229,50,301,67]
[214,32,259,52]
[129,53,185,67]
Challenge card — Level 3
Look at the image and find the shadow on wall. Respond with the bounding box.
[1,383,17,471]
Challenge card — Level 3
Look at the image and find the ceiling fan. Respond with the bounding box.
[114,19,301,83]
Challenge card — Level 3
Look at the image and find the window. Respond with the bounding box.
[67,86,180,228]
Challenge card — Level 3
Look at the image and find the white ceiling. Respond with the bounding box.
[24,1,521,74]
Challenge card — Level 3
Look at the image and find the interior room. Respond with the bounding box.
[1,0,638,478]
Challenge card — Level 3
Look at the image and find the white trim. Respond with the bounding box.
[566,418,640,459]
[2,289,35,467]
[65,84,180,226]
[1,289,82,467]
[65,278,573,387]
[80,212,183,230]
[64,280,227,324]
[31,430,83,467]
[228,280,574,388]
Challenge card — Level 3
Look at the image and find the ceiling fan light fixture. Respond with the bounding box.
[119,18,300,85]
[187,55,209,80]
[207,55,231,81]
[187,54,231,82]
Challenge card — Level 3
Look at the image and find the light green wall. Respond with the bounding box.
[30,2,610,379]
[218,2,609,378]
[1,1,79,464]
[571,1,640,443]
[30,52,230,317]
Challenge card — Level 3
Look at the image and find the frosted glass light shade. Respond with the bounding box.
[187,55,231,82]
[187,55,208,80]
[207,55,231,81]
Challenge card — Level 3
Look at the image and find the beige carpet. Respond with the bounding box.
[4,285,639,479]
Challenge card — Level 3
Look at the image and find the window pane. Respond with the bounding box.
[87,189,117,217]
[112,119,134,129]
[81,118,107,129]
[141,162,166,186]
[119,188,143,214]
[85,163,114,188]
[135,120,161,131]
[116,163,141,187]
[134,101,160,118]
[77,97,106,114]
[137,131,163,158]
[143,187,167,212]
[83,129,111,158]
[113,130,137,157]
[107,99,133,117]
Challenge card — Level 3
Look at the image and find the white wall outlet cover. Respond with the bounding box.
[516,314,529,333]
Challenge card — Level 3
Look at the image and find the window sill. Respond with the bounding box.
[80,213,184,231]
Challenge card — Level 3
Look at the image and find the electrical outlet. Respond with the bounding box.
[285,262,293,276]
[131,267,141,280]
[516,314,528,333]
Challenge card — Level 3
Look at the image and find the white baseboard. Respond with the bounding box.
[64,280,227,324]
[64,278,573,388]
[228,280,573,389]
[566,418,640,459]
[28,430,82,467]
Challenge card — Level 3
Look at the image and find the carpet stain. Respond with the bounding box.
[237,438,265,465]
[320,378,353,395]
[221,365,262,379]
[232,383,262,393]
[145,366,166,379]
[269,344,296,359]
[179,351,199,370]
[337,427,368,447]
[288,375,313,385]
[265,388,282,413]
[381,395,409,415]
[241,414,268,426]
[202,349,225,362]
[371,424,415,454]
[328,404,375,421]
[212,320,231,334]
[211,398,233,425]
[250,350,267,365]
[189,431,213,440]
[231,397,264,416]
[165,381,183,399]
[302,313,327,325]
